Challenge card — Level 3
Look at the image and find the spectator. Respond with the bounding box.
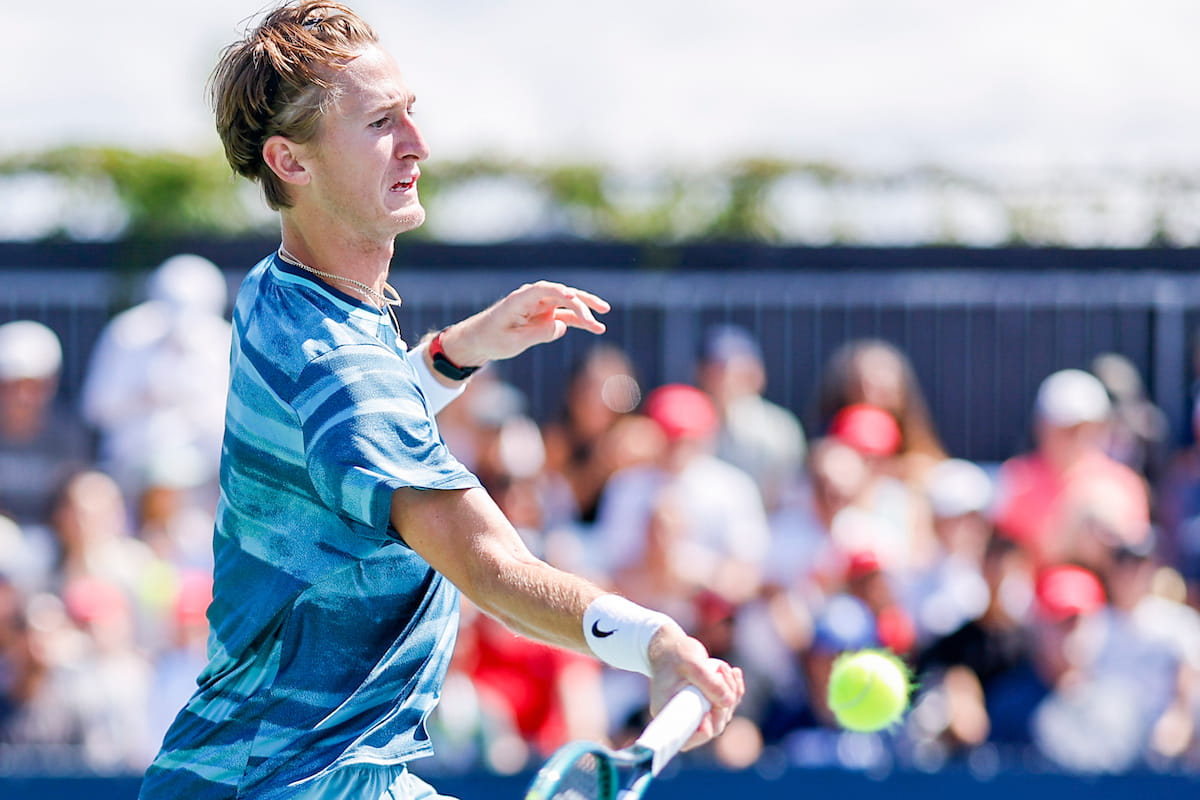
[44,469,167,655]
[1091,352,1170,485]
[763,436,873,600]
[542,344,643,524]
[0,321,92,528]
[737,438,870,734]
[754,593,894,770]
[60,576,156,771]
[0,581,70,766]
[1155,392,1200,597]
[915,557,1106,760]
[593,383,770,608]
[147,571,213,745]
[993,369,1151,569]
[825,403,937,574]
[696,325,807,512]
[0,576,153,774]
[432,367,525,475]
[434,374,584,569]
[80,254,231,501]
[816,339,946,487]
[902,458,994,646]
[135,449,216,573]
[1056,538,1200,769]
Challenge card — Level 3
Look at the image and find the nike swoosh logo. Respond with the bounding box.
[591,621,617,638]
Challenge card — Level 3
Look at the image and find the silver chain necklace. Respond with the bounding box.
[277,246,402,331]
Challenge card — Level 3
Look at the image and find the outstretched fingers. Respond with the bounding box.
[530,282,608,334]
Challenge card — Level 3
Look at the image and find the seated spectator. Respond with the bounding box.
[913,557,1103,759]
[541,344,643,524]
[0,575,154,773]
[841,551,918,656]
[44,469,172,655]
[1155,393,1200,597]
[824,403,937,574]
[0,320,92,528]
[816,338,947,487]
[147,571,213,746]
[696,324,807,512]
[1050,537,1200,770]
[135,448,217,573]
[1091,352,1170,485]
[60,576,156,771]
[993,369,1151,568]
[902,458,994,646]
[756,594,902,773]
[80,254,231,501]
[593,383,770,607]
[762,436,869,599]
[0,513,52,597]
[433,367,526,475]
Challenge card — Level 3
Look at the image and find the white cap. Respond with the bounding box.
[147,254,228,315]
[1035,369,1111,427]
[927,458,993,518]
[0,320,62,380]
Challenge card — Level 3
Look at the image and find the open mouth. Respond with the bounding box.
[390,176,417,192]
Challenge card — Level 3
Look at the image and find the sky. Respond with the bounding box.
[7,0,1200,177]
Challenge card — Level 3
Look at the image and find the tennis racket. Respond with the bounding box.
[524,685,711,800]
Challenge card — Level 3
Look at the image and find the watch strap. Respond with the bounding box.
[428,329,481,381]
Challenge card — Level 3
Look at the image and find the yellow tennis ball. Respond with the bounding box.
[826,649,911,732]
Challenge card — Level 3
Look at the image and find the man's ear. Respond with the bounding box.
[262,136,312,187]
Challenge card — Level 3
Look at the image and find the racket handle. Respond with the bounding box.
[634,685,712,775]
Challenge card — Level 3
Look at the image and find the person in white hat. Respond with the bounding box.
[0,320,93,529]
[80,253,232,501]
[992,368,1150,568]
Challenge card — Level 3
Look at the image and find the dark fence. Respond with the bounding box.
[2,242,1199,464]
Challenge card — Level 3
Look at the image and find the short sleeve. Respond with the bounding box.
[293,343,481,534]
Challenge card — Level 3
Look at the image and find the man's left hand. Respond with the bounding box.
[438,280,609,368]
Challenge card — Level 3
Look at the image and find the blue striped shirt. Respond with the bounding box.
[140,253,480,800]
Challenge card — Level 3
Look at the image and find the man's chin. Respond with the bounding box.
[392,205,426,235]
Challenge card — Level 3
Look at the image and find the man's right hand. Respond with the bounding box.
[646,624,744,750]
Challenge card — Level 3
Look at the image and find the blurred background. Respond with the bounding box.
[3,1,1200,798]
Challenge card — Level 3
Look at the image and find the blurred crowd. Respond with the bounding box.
[3,256,1200,779]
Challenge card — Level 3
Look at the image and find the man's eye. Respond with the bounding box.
[370,117,390,129]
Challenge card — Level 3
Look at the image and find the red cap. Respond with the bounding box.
[845,549,882,579]
[643,384,719,441]
[828,404,902,457]
[1035,565,1106,622]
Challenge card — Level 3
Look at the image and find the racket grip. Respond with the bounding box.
[634,685,712,775]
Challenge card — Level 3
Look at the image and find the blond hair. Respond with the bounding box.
[209,1,378,209]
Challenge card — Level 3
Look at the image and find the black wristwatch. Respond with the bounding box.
[428,329,481,381]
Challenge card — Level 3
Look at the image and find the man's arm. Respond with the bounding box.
[418,280,610,390]
[390,485,743,748]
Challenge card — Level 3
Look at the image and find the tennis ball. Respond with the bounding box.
[826,649,911,732]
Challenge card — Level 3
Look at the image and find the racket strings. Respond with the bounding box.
[541,751,617,800]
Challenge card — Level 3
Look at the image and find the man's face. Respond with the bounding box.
[300,45,430,240]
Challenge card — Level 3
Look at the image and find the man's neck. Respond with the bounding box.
[279,215,395,298]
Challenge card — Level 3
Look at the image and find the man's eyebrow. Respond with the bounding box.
[364,93,415,117]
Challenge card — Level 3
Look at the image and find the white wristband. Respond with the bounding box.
[583,594,673,676]
[409,341,466,416]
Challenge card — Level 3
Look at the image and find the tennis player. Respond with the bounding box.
[138,3,743,799]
